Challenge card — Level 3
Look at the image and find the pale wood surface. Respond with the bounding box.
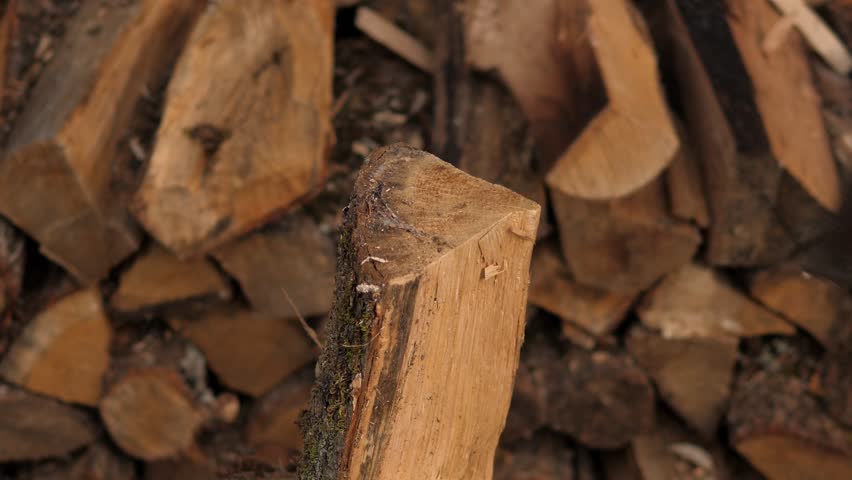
[134,0,334,257]
[528,241,636,337]
[0,384,98,461]
[111,245,231,313]
[300,144,540,480]
[639,263,795,339]
[0,0,205,282]
[354,6,433,72]
[465,0,677,199]
[0,288,110,406]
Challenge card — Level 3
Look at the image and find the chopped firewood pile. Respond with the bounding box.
[1,0,852,479]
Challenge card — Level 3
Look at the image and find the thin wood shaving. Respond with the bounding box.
[766,0,852,74]
[354,6,434,73]
[360,255,389,265]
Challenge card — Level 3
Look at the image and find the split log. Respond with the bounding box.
[638,263,795,338]
[667,0,839,265]
[750,263,848,346]
[100,336,216,461]
[0,0,205,282]
[545,348,655,449]
[18,443,136,480]
[212,214,335,319]
[133,0,334,257]
[110,244,231,314]
[245,367,315,466]
[0,288,111,406]
[167,305,318,397]
[464,0,679,199]
[528,241,636,339]
[0,384,98,462]
[494,431,586,480]
[550,178,701,293]
[441,74,545,230]
[728,340,852,479]
[665,127,710,227]
[299,145,540,479]
[767,0,852,74]
[627,326,738,438]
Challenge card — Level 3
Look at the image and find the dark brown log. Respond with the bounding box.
[0,384,98,462]
[666,0,838,265]
[550,178,701,293]
[167,305,318,397]
[494,431,585,480]
[545,348,655,449]
[212,214,335,319]
[300,145,540,479]
[728,339,852,479]
[110,245,231,314]
[133,0,334,257]
[0,288,111,406]
[0,0,205,282]
[245,367,314,466]
[100,336,218,461]
[18,443,136,480]
[0,217,24,356]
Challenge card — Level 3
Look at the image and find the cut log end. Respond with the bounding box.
[300,144,540,480]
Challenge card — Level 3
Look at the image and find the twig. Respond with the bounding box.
[281,288,323,349]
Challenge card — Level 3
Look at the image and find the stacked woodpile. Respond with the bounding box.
[0,0,851,479]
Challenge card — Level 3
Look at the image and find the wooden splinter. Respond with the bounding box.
[299,144,540,480]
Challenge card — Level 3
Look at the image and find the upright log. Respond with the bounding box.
[299,145,540,479]
[134,0,334,257]
[0,0,205,282]
[465,0,679,199]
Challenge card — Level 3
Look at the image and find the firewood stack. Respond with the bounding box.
[0,0,851,479]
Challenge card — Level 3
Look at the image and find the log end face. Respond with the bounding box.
[100,369,203,461]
